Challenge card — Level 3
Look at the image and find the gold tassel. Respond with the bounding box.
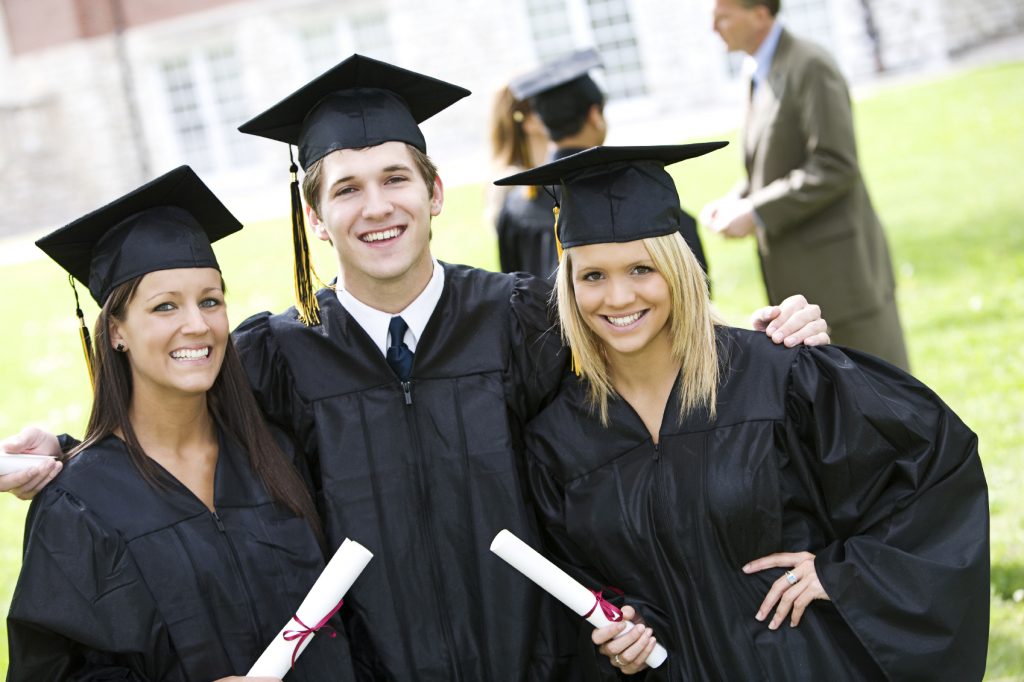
[70,276,95,388]
[570,348,581,377]
[525,185,538,200]
[289,157,321,326]
[553,205,563,261]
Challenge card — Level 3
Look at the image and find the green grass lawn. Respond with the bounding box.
[1,62,1021,676]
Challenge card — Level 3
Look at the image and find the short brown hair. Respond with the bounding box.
[741,0,780,16]
[301,143,439,218]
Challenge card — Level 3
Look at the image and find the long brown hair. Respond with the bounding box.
[72,275,324,543]
[489,85,538,170]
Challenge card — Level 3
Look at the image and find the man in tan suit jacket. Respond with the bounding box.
[701,0,909,369]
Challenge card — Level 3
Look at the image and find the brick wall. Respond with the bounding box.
[1,0,245,55]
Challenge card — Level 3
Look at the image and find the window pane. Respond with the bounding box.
[585,0,646,99]
[299,22,344,77]
[525,0,574,63]
[352,13,395,63]
[206,45,256,165]
[160,57,212,170]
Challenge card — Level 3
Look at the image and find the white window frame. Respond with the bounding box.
[524,0,648,101]
[154,42,255,173]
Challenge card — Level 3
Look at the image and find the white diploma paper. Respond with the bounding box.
[490,529,667,668]
[248,537,373,676]
[0,453,57,476]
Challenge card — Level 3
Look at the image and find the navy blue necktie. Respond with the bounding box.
[386,316,414,381]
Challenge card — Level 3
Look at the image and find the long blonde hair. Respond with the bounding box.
[555,232,723,425]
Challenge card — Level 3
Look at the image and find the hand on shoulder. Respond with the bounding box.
[0,427,62,499]
[751,294,830,347]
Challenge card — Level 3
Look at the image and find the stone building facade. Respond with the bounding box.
[1,0,1021,236]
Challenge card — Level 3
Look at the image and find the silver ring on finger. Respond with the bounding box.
[614,654,623,666]
[784,569,799,585]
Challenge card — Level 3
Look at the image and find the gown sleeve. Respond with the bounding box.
[7,491,178,682]
[232,312,319,480]
[506,274,568,425]
[784,346,989,680]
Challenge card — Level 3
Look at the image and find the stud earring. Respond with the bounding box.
[115,343,126,352]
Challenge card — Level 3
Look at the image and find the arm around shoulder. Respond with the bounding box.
[508,273,568,420]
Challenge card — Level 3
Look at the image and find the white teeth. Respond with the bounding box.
[361,227,401,242]
[607,312,644,327]
[171,347,210,360]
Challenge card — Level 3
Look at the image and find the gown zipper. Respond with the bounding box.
[211,509,264,645]
[400,378,464,681]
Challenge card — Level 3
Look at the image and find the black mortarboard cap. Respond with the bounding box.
[237,53,470,170]
[37,165,241,306]
[508,48,603,100]
[495,143,727,248]
[508,48,604,139]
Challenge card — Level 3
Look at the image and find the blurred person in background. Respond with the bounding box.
[501,48,708,281]
[485,84,551,235]
[700,0,908,368]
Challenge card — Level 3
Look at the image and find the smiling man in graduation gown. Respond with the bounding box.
[233,55,580,680]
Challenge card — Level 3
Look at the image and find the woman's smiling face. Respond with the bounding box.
[110,267,229,401]
[570,239,673,361]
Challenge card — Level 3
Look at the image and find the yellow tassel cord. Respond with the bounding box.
[553,205,563,261]
[290,160,321,327]
[70,276,95,389]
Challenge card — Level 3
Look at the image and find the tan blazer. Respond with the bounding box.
[741,28,900,333]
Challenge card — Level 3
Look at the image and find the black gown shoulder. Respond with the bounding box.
[7,433,355,682]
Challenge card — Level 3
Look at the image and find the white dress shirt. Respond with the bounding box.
[335,258,445,355]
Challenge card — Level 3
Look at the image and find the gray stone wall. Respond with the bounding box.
[0,36,145,237]
[0,0,1019,236]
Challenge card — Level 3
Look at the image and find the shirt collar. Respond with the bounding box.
[747,20,783,91]
[335,258,445,355]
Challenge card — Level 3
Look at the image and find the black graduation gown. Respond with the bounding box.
[232,264,582,681]
[525,327,989,681]
[496,147,709,281]
[496,181,560,280]
[6,431,356,682]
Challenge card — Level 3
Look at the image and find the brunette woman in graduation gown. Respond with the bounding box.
[497,145,989,680]
[6,167,356,682]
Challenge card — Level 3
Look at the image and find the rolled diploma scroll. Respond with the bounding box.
[248,538,373,676]
[490,529,667,668]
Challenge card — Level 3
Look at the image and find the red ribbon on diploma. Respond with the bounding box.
[282,599,344,667]
[584,589,623,622]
